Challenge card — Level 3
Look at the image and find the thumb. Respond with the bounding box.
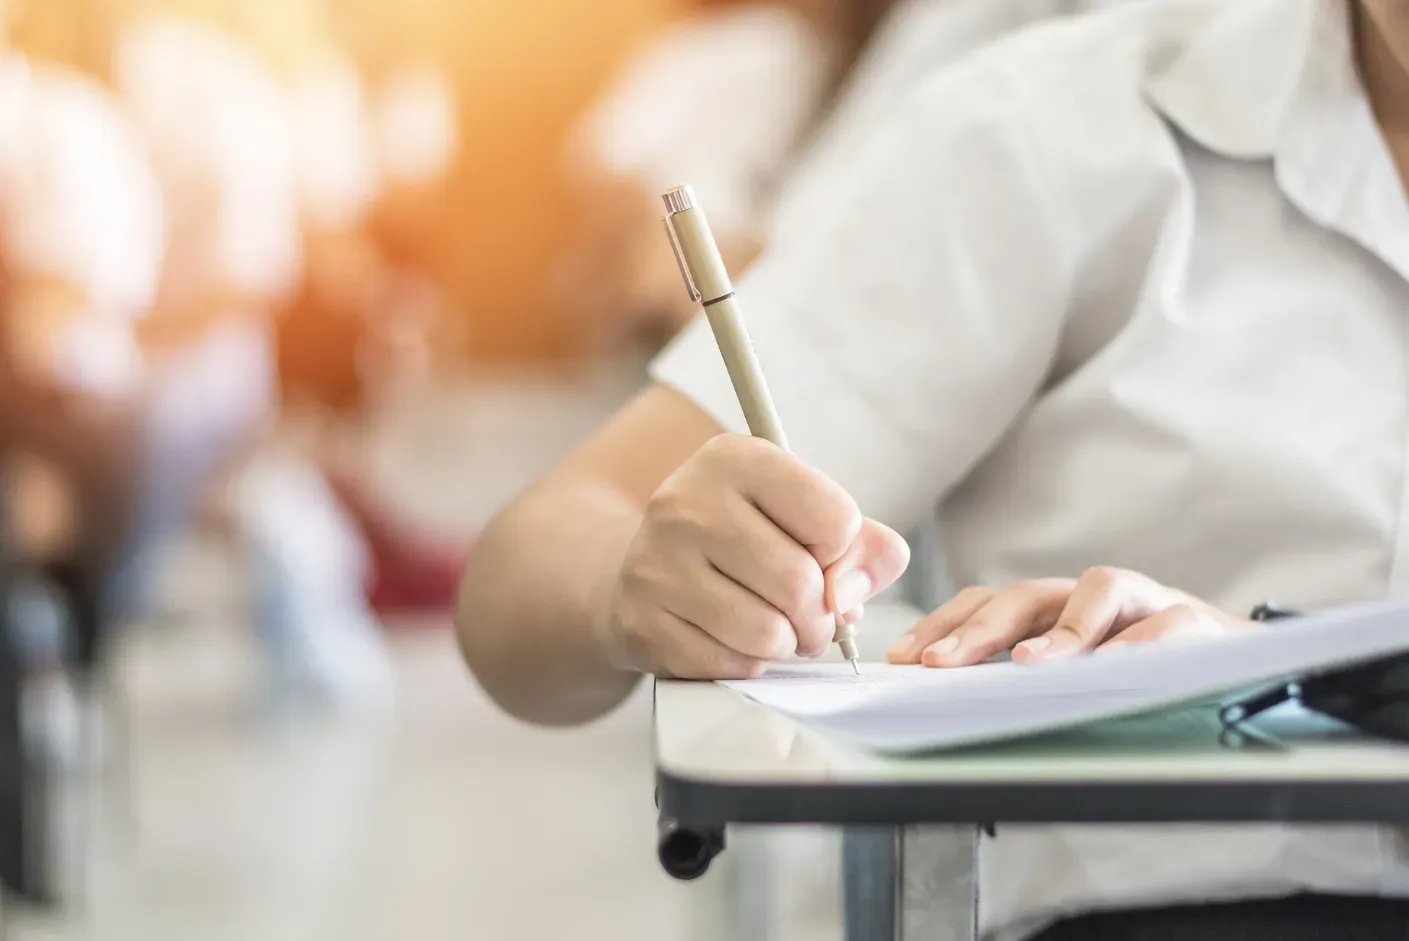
[824,519,911,616]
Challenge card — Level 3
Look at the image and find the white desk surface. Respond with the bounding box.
[655,601,1409,787]
[654,609,1409,840]
[655,676,1409,786]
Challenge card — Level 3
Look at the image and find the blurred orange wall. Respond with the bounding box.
[11,0,686,365]
[412,0,686,364]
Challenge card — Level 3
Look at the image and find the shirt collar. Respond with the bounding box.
[1145,0,1409,281]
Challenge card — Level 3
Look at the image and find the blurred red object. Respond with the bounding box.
[323,465,469,623]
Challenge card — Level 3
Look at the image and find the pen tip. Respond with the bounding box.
[851,659,861,676]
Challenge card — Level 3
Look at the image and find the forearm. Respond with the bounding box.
[455,474,644,726]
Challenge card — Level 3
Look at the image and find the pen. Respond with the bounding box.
[662,184,861,675]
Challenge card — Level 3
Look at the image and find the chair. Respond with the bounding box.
[0,462,52,914]
[0,342,145,908]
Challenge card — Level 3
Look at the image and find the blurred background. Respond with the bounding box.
[0,0,926,937]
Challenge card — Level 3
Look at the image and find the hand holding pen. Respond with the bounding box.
[589,186,912,680]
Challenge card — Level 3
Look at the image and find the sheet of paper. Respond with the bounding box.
[717,662,1030,717]
[718,600,1409,754]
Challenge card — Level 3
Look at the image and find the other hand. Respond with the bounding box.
[887,566,1252,668]
[601,434,911,679]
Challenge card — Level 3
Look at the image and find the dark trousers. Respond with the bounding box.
[0,511,36,903]
[0,340,143,905]
[0,382,140,679]
[1032,894,1409,941]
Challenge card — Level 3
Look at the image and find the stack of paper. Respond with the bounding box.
[719,601,1409,753]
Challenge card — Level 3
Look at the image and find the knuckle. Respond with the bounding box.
[1005,579,1046,597]
[777,463,857,540]
[646,482,719,540]
[954,615,994,639]
[743,609,795,659]
[647,477,695,520]
[818,486,863,543]
[793,614,833,656]
[700,432,769,471]
[1080,565,1127,593]
[620,531,670,580]
[834,490,864,530]
[712,651,765,680]
[955,585,994,606]
[688,635,762,679]
[616,556,658,599]
[1165,602,1198,622]
[739,658,769,679]
[779,563,825,617]
[694,433,733,463]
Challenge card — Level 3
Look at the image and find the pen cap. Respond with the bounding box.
[663,187,733,303]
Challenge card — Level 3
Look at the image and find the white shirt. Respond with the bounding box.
[573,5,836,237]
[773,0,1148,242]
[652,0,1409,937]
[289,57,458,228]
[115,17,302,309]
[372,63,458,188]
[0,56,164,391]
[287,52,380,231]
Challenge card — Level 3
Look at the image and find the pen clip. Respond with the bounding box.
[663,215,702,304]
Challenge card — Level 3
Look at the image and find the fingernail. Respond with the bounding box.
[1016,636,1051,654]
[887,634,918,659]
[831,570,872,614]
[930,635,960,657]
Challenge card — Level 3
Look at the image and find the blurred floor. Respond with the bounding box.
[9,359,847,941]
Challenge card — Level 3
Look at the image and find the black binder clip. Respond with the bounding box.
[1219,681,1302,729]
[1218,602,1302,732]
[1220,602,1409,743]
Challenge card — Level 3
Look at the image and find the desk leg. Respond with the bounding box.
[730,827,774,941]
[844,827,898,941]
[844,826,978,941]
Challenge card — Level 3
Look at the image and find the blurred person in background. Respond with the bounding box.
[557,0,898,349]
[461,0,1409,937]
[0,0,164,761]
[333,0,461,354]
[257,0,470,620]
[8,0,400,717]
[112,0,399,713]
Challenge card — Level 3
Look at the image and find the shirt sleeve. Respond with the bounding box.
[775,0,1104,242]
[650,62,1079,534]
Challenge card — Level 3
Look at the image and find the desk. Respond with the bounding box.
[655,676,1409,941]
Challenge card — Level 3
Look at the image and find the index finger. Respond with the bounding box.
[1015,567,1170,662]
[704,435,862,568]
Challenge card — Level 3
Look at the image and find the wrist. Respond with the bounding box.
[587,533,639,676]
[577,492,647,676]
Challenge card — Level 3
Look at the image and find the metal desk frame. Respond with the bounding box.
[655,676,1409,941]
